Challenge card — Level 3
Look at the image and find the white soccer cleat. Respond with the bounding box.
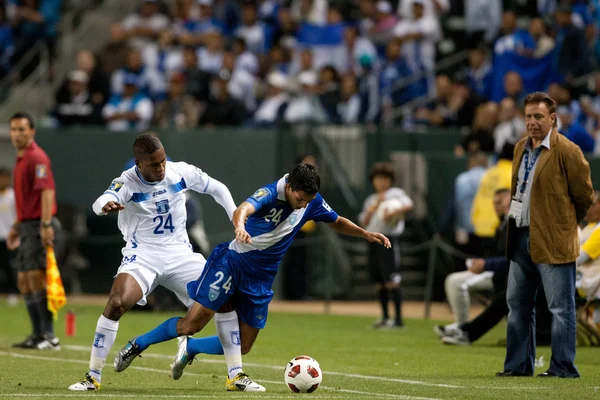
[114,337,142,372]
[170,336,194,380]
[226,372,266,392]
[68,373,100,391]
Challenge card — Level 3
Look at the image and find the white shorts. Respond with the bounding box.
[116,247,206,308]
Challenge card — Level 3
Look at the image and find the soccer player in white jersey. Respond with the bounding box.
[68,134,261,392]
[114,163,391,390]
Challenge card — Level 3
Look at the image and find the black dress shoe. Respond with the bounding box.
[537,372,579,378]
[496,371,532,377]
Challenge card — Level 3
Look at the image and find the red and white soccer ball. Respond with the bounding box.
[284,356,323,393]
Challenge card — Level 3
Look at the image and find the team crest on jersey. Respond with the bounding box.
[35,164,47,178]
[108,181,124,192]
[156,199,170,214]
[208,288,220,302]
[289,212,298,225]
[251,188,268,200]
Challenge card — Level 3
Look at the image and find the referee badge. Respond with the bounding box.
[36,164,47,178]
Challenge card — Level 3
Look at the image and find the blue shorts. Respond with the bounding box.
[187,243,274,329]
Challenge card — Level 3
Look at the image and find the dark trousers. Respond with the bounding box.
[0,240,17,293]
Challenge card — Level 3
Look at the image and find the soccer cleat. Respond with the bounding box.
[433,323,459,338]
[12,334,41,349]
[114,337,142,372]
[226,372,266,392]
[36,334,61,351]
[372,319,389,329]
[170,336,194,380]
[68,373,100,391]
[441,328,471,346]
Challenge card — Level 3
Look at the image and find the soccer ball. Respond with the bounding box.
[284,356,323,393]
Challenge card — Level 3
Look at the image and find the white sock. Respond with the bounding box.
[89,315,119,383]
[215,311,243,380]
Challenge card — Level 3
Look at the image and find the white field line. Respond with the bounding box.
[0,351,441,400]
[63,345,462,389]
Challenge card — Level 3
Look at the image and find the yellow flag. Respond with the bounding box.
[46,247,67,320]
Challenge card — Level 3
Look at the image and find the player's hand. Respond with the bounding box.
[235,227,252,244]
[101,201,125,215]
[6,225,20,250]
[470,258,485,274]
[364,231,391,248]
[40,225,55,248]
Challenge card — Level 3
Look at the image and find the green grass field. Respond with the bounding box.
[0,303,599,399]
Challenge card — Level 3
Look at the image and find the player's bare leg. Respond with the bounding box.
[68,273,143,391]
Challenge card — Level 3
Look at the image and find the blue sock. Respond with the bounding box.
[187,336,224,357]
[135,317,180,351]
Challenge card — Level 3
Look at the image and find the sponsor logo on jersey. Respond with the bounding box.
[251,188,268,200]
[156,199,170,214]
[35,164,47,178]
[152,189,166,197]
[108,181,124,192]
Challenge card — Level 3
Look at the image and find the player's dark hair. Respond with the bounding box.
[133,133,163,159]
[498,143,515,161]
[288,163,320,194]
[10,111,35,129]
[369,161,395,182]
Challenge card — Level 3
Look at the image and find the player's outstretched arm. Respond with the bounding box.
[203,177,237,220]
[92,194,125,216]
[231,202,256,244]
[328,216,391,248]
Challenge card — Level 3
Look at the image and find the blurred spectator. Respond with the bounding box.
[290,0,328,25]
[493,97,526,154]
[553,2,591,83]
[284,70,327,123]
[97,24,130,76]
[56,50,109,108]
[557,106,595,153]
[0,6,14,81]
[232,37,259,75]
[265,44,291,74]
[453,152,488,255]
[235,1,270,55]
[503,71,525,105]
[197,33,224,73]
[379,39,415,119]
[111,48,167,101]
[526,17,555,58]
[9,0,62,80]
[341,25,378,76]
[53,70,103,127]
[463,46,493,100]
[272,4,298,49]
[222,49,257,112]
[368,1,399,53]
[103,73,154,131]
[173,0,223,47]
[455,102,498,155]
[252,70,289,127]
[0,167,17,306]
[199,69,248,126]
[181,46,212,103]
[414,75,479,128]
[317,65,341,123]
[337,74,362,124]
[356,55,380,125]
[121,0,169,49]
[580,73,600,134]
[152,72,200,130]
[393,0,441,97]
[397,0,449,18]
[464,0,501,48]
[290,48,315,83]
[493,11,533,55]
[470,143,514,254]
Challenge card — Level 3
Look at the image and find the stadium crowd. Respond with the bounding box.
[34,0,600,156]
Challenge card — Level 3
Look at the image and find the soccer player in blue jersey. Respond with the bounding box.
[115,163,391,391]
